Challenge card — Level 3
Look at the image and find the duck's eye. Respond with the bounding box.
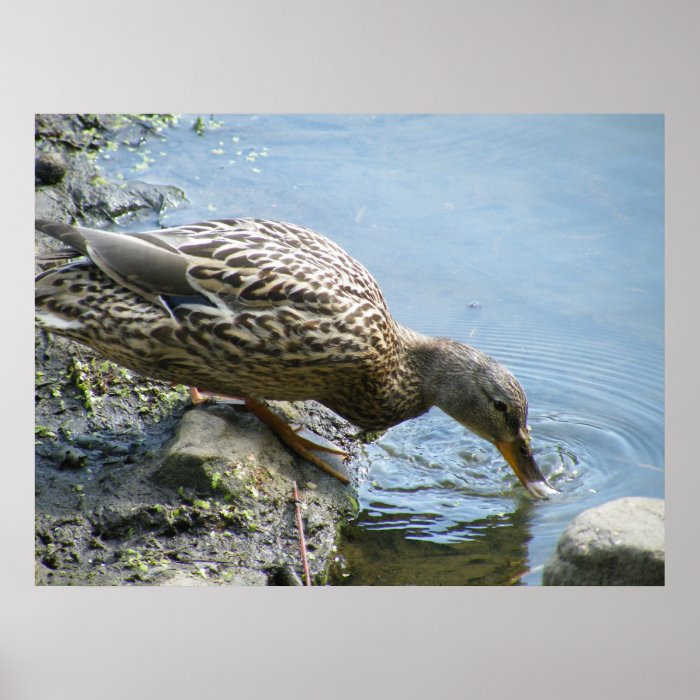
[494,400,508,413]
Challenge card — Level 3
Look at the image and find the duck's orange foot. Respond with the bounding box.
[186,388,351,484]
[243,397,350,485]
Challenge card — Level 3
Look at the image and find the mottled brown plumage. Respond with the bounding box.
[35,218,556,497]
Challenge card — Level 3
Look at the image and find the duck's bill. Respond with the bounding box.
[497,437,558,499]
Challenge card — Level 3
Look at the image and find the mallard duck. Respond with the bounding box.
[35,218,556,497]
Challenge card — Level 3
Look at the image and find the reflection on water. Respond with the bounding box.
[101,114,664,585]
[330,507,535,586]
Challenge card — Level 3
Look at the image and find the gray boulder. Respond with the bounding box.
[543,497,664,585]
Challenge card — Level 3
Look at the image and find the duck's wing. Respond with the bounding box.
[36,218,393,324]
[149,218,390,315]
[35,219,195,302]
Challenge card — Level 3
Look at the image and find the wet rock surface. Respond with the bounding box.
[542,497,665,585]
[35,114,361,586]
[35,114,186,227]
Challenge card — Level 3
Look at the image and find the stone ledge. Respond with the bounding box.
[543,497,664,585]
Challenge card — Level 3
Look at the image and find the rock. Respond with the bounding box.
[543,497,664,585]
[35,152,67,185]
[153,403,297,501]
[35,187,66,223]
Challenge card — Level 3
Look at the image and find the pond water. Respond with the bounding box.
[102,114,664,585]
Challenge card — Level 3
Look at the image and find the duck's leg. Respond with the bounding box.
[243,397,350,485]
[189,386,207,404]
[188,387,350,484]
[189,386,244,406]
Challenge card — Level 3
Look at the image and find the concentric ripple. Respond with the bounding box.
[343,316,664,580]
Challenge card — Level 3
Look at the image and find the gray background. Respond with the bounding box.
[3,0,698,698]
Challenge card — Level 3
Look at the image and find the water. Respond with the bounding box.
[101,114,664,585]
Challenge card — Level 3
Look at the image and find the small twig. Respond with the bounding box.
[293,480,312,586]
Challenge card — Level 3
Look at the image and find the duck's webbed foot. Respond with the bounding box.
[186,389,350,484]
[243,397,350,485]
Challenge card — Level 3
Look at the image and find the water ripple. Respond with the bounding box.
[354,317,664,558]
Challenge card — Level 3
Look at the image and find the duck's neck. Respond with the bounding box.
[323,325,467,431]
[377,327,492,429]
[374,325,437,427]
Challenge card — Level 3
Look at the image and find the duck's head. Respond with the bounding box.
[426,339,558,499]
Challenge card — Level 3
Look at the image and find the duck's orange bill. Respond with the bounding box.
[497,436,558,499]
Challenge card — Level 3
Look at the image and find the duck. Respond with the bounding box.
[35,217,557,497]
